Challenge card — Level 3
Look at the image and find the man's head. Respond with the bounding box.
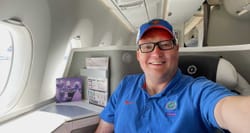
[136,18,176,44]
[136,19,179,82]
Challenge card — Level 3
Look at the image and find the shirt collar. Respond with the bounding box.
[141,69,183,98]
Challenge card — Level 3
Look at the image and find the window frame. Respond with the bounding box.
[0,20,33,116]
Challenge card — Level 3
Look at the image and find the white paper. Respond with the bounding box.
[86,57,109,70]
[85,57,109,107]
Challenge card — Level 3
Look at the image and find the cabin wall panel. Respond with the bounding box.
[208,5,250,46]
[75,0,134,46]
[41,0,78,101]
[42,0,134,105]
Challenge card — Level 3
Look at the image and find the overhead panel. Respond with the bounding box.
[166,0,204,25]
[145,0,164,19]
[118,0,148,29]
[111,0,164,30]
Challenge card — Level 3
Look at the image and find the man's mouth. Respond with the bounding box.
[149,61,166,65]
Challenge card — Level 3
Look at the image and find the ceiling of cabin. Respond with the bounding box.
[111,0,165,29]
[102,0,204,32]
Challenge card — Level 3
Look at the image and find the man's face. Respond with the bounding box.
[137,28,179,80]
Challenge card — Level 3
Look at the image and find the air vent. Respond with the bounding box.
[117,0,144,10]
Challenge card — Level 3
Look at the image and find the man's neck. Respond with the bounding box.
[144,79,169,96]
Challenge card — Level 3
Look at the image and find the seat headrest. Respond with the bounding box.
[216,58,237,90]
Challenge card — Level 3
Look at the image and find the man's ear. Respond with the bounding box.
[175,44,179,50]
[136,50,140,61]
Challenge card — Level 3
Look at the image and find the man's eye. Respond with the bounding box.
[145,45,153,49]
[160,41,172,47]
[160,43,170,47]
[142,44,153,50]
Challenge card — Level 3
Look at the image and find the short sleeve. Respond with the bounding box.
[190,78,238,128]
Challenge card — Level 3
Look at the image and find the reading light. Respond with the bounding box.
[237,9,249,16]
[118,1,144,10]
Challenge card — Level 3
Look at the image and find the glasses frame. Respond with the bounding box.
[137,39,176,53]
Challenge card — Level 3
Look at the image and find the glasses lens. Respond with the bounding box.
[139,43,154,53]
[158,40,174,50]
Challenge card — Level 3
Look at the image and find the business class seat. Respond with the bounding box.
[178,55,250,95]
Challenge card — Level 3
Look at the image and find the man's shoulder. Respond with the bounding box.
[180,73,210,84]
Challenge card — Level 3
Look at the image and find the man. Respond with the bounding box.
[95,19,250,133]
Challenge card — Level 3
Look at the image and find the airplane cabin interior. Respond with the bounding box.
[0,0,250,132]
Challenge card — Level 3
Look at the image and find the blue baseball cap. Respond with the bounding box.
[136,18,175,44]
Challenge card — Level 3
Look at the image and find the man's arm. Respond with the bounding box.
[95,119,114,133]
[214,96,250,133]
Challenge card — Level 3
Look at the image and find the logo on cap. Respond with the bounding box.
[150,20,160,25]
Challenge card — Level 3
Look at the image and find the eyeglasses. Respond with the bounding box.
[138,40,176,53]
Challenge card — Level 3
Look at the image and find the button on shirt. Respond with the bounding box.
[100,69,236,133]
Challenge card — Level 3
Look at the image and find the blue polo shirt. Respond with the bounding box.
[100,69,236,133]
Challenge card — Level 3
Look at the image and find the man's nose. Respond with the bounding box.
[152,45,162,53]
[151,45,163,56]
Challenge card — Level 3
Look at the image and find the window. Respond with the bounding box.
[0,20,32,116]
[0,25,13,95]
[64,36,82,62]
[60,36,82,76]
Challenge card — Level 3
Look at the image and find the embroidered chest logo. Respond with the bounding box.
[165,101,177,110]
